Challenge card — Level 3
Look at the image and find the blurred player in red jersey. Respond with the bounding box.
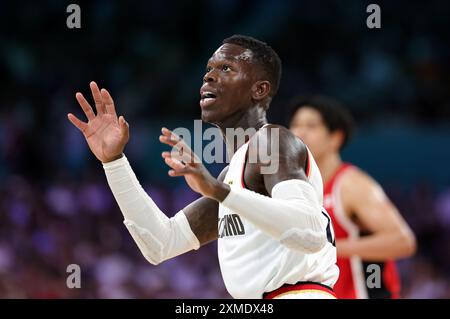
[289,95,417,299]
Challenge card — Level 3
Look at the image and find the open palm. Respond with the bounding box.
[67,81,129,163]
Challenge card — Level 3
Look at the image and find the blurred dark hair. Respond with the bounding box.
[288,95,354,150]
[223,35,282,99]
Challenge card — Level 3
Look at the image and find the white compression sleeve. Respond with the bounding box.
[221,179,328,253]
[103,155,200,265]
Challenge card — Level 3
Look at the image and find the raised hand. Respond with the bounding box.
[67,81,129,163]
[159,127,230,202]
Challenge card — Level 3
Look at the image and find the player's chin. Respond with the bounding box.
[201,109,221,124]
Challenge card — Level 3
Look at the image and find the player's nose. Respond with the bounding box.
[203,70,217,83]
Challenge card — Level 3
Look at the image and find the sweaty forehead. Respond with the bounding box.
[209,43,254,64]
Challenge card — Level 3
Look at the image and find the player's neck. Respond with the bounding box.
[317,153,343,184]
[216,105,268,154]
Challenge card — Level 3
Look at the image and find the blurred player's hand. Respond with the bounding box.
[68,81,129,163]
[160,127,230,202]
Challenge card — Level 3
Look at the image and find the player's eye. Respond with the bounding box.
[205,66,212,73]
[221,65,231,72]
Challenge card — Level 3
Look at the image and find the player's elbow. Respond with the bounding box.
[400,228,417,258]
[142,253,163,266]
[390,226,417,259]
[279,228,327,254]
[277,208,329,253]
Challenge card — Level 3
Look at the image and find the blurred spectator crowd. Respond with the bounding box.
[0,172,449,298]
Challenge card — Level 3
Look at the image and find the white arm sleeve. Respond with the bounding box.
[221,179,328,253]
[103,155,200,265]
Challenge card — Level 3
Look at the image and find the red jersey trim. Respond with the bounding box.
[241,145,248,189]
[263,282,337,299]
[305,149,311,178]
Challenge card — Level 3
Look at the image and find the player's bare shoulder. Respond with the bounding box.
[341,166,382,195]
[247,124,309,194]
[340,166,388,211]
[249,124,308,166]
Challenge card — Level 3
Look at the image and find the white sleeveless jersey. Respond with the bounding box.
[218,139,339,299]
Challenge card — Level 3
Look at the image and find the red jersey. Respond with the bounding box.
[323,163,401,299]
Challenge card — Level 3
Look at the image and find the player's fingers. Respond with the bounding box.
[159,135,178,147]
[161,127,173,137]
[173,143,201,164]
[90,81,106,114]
[162,151,192,165]
[161,127,186,144]
[161,126,179,138]
[170,146,198,165]
[75,92,95,121]
[161,127,200,163]
[101,88,117,118]
[160,128,201,164]
[161,151,171,159]
[164,156,186,171]
[168,169,189,177]
[67,113,88,132]
[119,116,129,140]
[168,165,194,176]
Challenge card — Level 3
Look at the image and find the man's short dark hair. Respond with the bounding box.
[223,35,282,98]
[288,95,354,150]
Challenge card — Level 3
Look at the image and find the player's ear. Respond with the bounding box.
[251,80,271,101]
[331,130,345,151]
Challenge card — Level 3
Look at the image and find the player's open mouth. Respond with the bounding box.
[200,92,217,108]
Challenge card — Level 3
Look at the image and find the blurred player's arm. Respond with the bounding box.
[68,82,221,266]
[336,169,417,261]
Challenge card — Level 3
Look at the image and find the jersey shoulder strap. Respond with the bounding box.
[324,163,354,194]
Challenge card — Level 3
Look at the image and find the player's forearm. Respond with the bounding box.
[219,179,328,253]
[336,229,416,261]
[103,155,200,264]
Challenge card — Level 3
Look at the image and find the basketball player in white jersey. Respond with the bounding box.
[67,35,339,299]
